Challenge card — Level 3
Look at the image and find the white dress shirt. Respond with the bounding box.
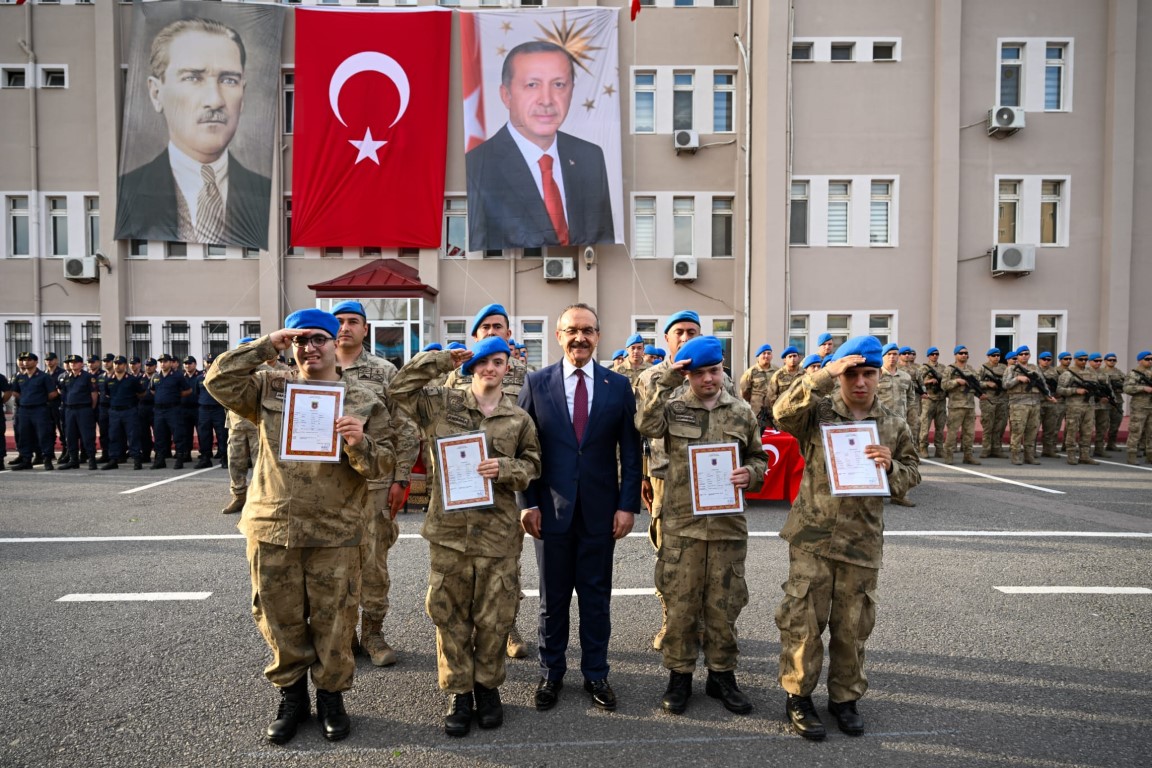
[506,122,568,219]
[167,142,230,226]
[561,357,595,421]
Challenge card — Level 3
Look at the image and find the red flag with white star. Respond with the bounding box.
[291,8,450,247]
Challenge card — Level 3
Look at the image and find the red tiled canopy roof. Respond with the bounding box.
[307,259,438,299]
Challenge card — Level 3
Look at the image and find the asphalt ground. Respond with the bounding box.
[1,451,1150,768]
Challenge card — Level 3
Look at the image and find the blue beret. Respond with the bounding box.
[926,346,939,356]
[655,348,667,358]
[755,344,773,356]
[1005,350,1018,360]
[1058,351,1071,359]
[674,336,724,370]
[898,346,912,355]
[1073,349,1088,358]
[470,303,508,337]
[1038,351,1052,360]
[447,342,467,350]
[882,343,900,355]
[1137,350,1151,361]
[625,333,644,347]
[1088,352,1102,361]
[284,309,339,339]
[817,332,833,345]
[612,349,625,360]
[422,342,443,352]
[461,337,510,375]
[644,345,659,356]
[828,335,884,368]
[1104,352,1117,360]
[1016,345,1030,354]
[331,300,366,318]
[987,348,1001,356]
[781,345,800,357]
[801,354,823,369]
[663,310,701,334]
[239,336,256,345]
[953,345,968,355]
[516,342,526,350]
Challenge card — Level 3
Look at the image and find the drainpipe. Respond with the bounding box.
[733,4,751,365]
[19,6,41,353]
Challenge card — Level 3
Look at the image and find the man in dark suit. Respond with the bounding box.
[115,17,271,251]
[466,41,614,250]
[517,303,642,712]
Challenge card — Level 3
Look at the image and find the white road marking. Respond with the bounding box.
[522,587,654,598]
[883,530,1152,538]
[994,586,1151,595]
[0,535,245,543]
[1092,458,1152,472]
[921,459,1065,494]
[57,592,212,602]
[119,466,220,495]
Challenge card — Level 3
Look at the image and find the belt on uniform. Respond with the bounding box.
[111,405,136,411]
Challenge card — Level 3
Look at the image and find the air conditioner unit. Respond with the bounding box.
[987,105,1025,136]
[673,129,699,154]
[63,255,97,280]
[543,256,575,281]
[672,256,698,282]
[991,244,1036,276]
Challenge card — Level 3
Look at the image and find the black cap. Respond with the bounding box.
[45,352,58,361]
[24,352,39,361]
[129,356,141,364]
[182,355,197,365]
[204,353,216,366]
[157,353,173,362]
[87,355,101,363]
[145,357,157,366]
[17,351,29,360]
[103,353,115,362]
[65,354,84,363]
[113,355,128,364]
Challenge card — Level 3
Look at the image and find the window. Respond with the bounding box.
[711,318,733,369]
[1037,315,1060,358]
[868,314,892,345]
[2,67,25,89]
[791,43,812,61]
[166,241,187,259]
[205,244,227,259]
[1044,45,1064,110]
[993,314,1018,355]
[85,197,99,256]
[674,0,694,6]
[283,72,294,134]
[673,197,694,256]
[714,0,736,7]
[826,315,851,348]
[242,247,260,259]
[827,181,850,245]
[711,197,733,257]
[870,181,891,245]
[518,319,545,368]
[48,197,68,256]
[830,43,855,62]
[444,198,467,257]
[8,196,29,256]
[634,318,658,349]
[712,72,734,132]
[633,197,656,258]
[789,181,808,245]
[443,319,468,347]
[633,71,655,133]
[5,321,32,377]
[163,322,190,362]
[322,247,343,258]
[788,314,808,356]
[203,321,230,359]
[1040,180,1062,245]
[82,320,101,360]
[997,180,1019,244]
[521,246,542,259]
[284,197,301,256]
[126,322,151,364]
[40,67,66,88]
[672,72,693,131]
[1000,44,1022,107]
[363,247,382,258]
[872,42,895,61]
[42,321,71,363]
[241,321,261,339]
[129,239,148,258]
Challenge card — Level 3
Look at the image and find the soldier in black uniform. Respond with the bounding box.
[57,354,99,471]
[95,353,115,462]
[195,353,228,468]
[9,354,31,466]
[151,353,192,469]
[138,357,157,463]
[44,352,64,462]
[0,370,11,464]
[102,355,145,470]
[10,352,59,471]
[181,356,201,463]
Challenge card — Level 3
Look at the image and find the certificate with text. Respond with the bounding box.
[437,432,494,511]
[820,422,890,496]
[279,383,345,462]
[688,442,744,516]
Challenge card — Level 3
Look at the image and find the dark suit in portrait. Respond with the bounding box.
[115,149,272,251]
[466,125,615,251]
[516,361,642,686]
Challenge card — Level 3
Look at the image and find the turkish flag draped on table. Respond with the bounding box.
[291,8,450,247]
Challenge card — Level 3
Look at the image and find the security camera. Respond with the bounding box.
[582,245,596,270]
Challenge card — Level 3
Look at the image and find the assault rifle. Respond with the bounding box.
[1135,369,1152,389]
[922,366,943,395]
[1012,363,1054,399]
[949,365,985,396]
[1095,378,1123,416]
[980,365,1003,393]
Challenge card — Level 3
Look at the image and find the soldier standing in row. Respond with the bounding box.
[1101,353,1126,452]
[1123,350,1152,465]
[1087,353,1113,458]
[44,352,64,462]
[896,347,922,441]
[1055,351,1073,451]
[138,358,157,464]
[877,343,918,507]
[195,354,228,469]
[766,346,803,424]
[150,353,191,469]
[56,354,99,471]
[941,345,983,465]
[613,333,651,386]
[739,343,776,430]
[10,353,59,471]
[180,356,201,464]
[1058,351,1100,465]
[977,349,1008,458]
[1037,352,1064,458]
[918,347,947,458]
[101,355,144,470]
[1003,347,1054,465]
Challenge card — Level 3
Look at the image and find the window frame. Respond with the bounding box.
[710,196,733,258]
[789,181,809,246]
[712,71,735,133]
[632,70,656,134]
[826,180,851,246]
[672,71,694,132]
[8,195,30,257]
[47,196,68,257]
[672,196,695,257]
[632,196,656,259]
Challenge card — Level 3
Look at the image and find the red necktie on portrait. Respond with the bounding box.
[539,154,570,246]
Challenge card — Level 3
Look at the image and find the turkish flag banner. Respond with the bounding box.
[292,8,450,247]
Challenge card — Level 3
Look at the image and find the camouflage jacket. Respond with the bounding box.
[980,362,1007,402]
[613,358,652,387]
[739,365,774,416]
[1102,366,1127,405]
[340,348,420,487]
[920,362,947,400]
[635,360,737,478]
[1039,364,1063,402]
[898,363,924,397]
[637,365,766,540]
[205,337,396,548]
[766,367,803,412]
[942,363,981,409]
[1123,366,1152,408]
[443,354,527,398]
[773,368,920,569]
[1002,362,1044,404]
[877,368,917,419]
[389,351,541,557]
[1057,365,1098,406]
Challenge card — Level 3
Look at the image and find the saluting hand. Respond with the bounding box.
[449,349,473,369]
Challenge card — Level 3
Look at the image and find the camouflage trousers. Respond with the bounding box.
[227,424,259,496]
[1062,402,1095,462]
[246,538,361,692]
[1108,403,1123,447]
[1039,401,1065,454]
[426,543,520,694]
[942,407,976,461]
[1129,405,1152,462]
[1094,408,1111,454]
[648,476,667,616]
[1008,402,1041,459]
[980,398,1009,456]
[918,399,946,455]
[359,488,400,620]
[655,534,749,674]
[776,546,878,702]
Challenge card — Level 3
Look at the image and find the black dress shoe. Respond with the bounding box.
[100,461,119,471]
[444,692,474,737]
[133,459,143,470]
[584,678,617,711]
[150,459,166,469]
[88,459,99,471]
[173,458,184,470]
[58,462,78,471]
[786,694,826,740]
[662,671,692,714]
[10,461,33,471]
[828,699,864,736]
[42,459,54,471]
[266,678,310,745]
[32,455,44,466]
[535,678,563,711]
[194,456,213,469]
[474,684,503,729]
[315,689,351,742]
[705,670,752,715]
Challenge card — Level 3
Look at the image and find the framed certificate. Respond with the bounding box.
[279,382,345,463]
[687,442,744,516]
[820,422,891,496]
[436,432,494,512]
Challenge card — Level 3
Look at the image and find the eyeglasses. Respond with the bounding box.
[1076,357,1088,361]
[957,351,969,355]
[291,335,334,349]
[560,327,599,338]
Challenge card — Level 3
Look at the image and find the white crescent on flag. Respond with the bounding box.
[764,443,781,468]
[329,51,411,128]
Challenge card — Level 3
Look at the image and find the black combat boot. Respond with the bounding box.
[661,671,693,714]
[315,689,351,742]
[194,455,213,469]
[828,698,865,735]
[266,677,310,745]
[786,694,827,740]
[706,670,752,714]
[444,692,474,737]
[474,684,503,729]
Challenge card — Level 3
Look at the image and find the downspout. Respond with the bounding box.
[733,2,751,364]
[19,6,41,351]
[785,0,795,335]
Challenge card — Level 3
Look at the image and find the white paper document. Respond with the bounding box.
[436,432,494,511]
[820,422,891,496]
[687,442,744,516]
[279,383,345,462]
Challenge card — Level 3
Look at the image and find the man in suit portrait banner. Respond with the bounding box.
[461,9,623,252]
[115,0,284,252]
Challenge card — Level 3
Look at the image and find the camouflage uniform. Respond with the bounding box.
[876,367,917,502]
[772,368,920,702]
[1090,370,1113,457]
[767,367,804,422]
[389,351,541,694]
[1039,363,1064,457]
[443,354,527,398]
[897,362,922,439]
[637,365,766,675]
[978,362,1009,458]
[205,337,396,693]
[225,410,260,496]
[1058,365,1099,464]
[1102,364,1126,451]
[941,363,981,463]
[1123,365,1152,464]
[918,362,947,457]
[1002,362,1045,464]
[738,364,774,428]
[613,358,652,388]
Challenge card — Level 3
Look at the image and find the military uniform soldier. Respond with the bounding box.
[389,339,541,737]
[1037,352,1064,457]
[44,352,65,462]
[613,333,652,386]
[56,355,99,471]
[137,358,157,463]
[918,347,947,458]
[767,346,804,420]
[739,343,776,430]
[896,347,922,439]
[101,355,144,470]
[1002,347,1053,465]
[150,354,192,469]
[10,352,59,471]
[773,336,920,740]
[1054,352,1073,451]
[1087,353,1113,457]
[222,338,267,514]
[941,345,984,465]
[205,309,396,745]
[180,357,201,463]
[1057,351,1100,465]
[977,349,1008,458]
[1123,350,1152,465]
[877,343,919,506]
[1102,353,1126,451]
[636,336,767,717]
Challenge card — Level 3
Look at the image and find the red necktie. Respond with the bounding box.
[572,369,588,443]
[539,154,569,245]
